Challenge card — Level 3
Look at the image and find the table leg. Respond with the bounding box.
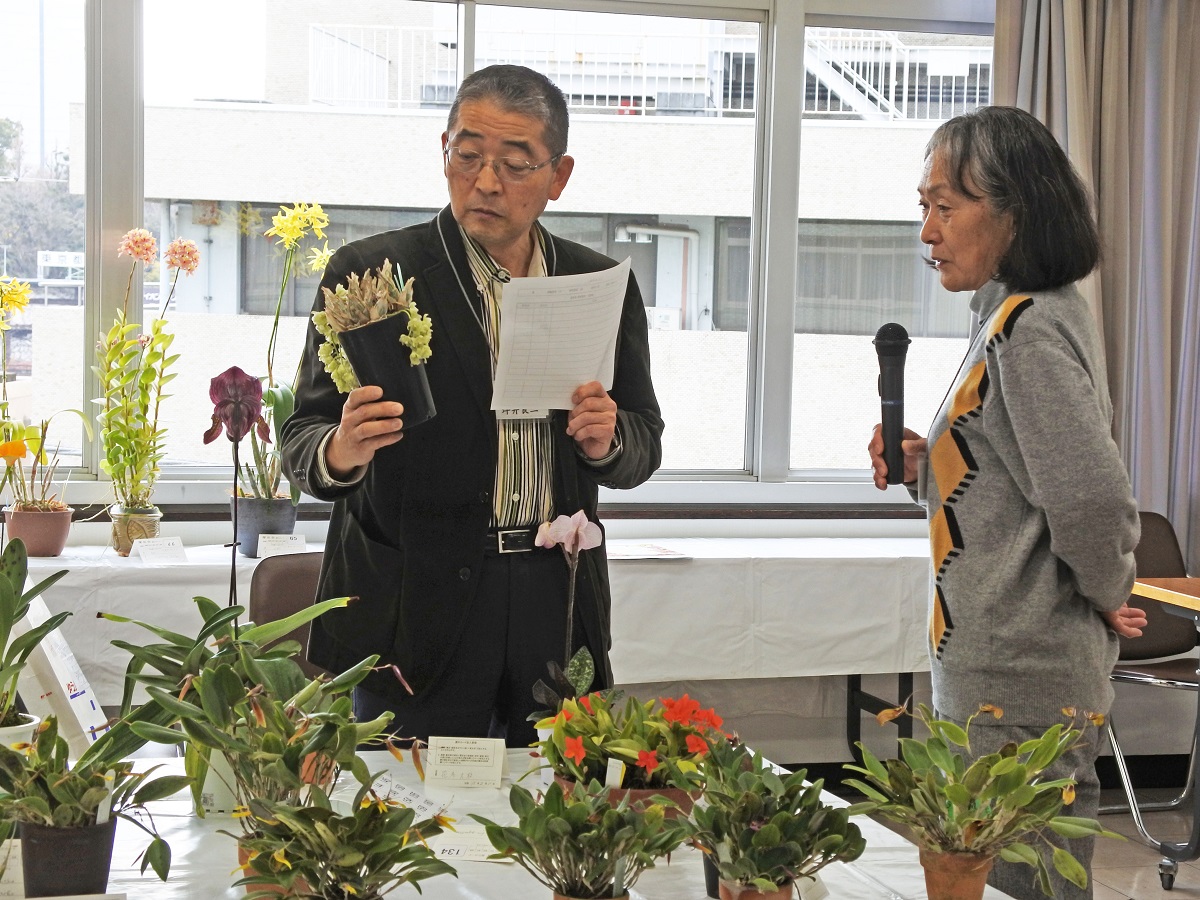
[846,673,913,765]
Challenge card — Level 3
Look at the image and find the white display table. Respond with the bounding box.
[28,538,931,709]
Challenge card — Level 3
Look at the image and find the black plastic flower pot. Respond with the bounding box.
[338,315,436,430]
[20,818,117,897]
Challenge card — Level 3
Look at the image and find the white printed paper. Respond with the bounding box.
[491,259,630,411]
[425,736,506,790]
[257,533,307,557]
[131,536,188,565]
[430,825,511,864]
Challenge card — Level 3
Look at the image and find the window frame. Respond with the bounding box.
[71,0,993,512]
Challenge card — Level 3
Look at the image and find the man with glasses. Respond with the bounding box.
[283,65,663,748]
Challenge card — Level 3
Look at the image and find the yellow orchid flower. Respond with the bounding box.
[308,241,333,274]
[272,848,291,870]
[1062,783,1076,804]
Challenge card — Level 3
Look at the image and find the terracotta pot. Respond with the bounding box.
[4,508,73,557]
[20,818,117,897]
[717,880,793,900]
[231,496,298,558]
[919,849,994,900]
[553,773,699,819]
[108,504,162,556]
[237,841,310,896]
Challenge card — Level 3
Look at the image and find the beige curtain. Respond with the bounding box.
[994,0,1200,571]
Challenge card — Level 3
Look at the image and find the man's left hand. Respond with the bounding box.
[567,381,617,460]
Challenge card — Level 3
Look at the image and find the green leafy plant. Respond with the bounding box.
[92,229,196,512]
[0,715,191,880]
[235,781,456,900]
[842,703,1122,896]
[687,738,865,894]
[128,649,395,838]
[3,411,94,511]
[536,690,725,791]
[472,778,690,899]
[0,536,69,727]
[77,593,354,783]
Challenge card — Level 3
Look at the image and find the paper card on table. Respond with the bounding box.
[257,533,306,557]
[491,258,630,411]
[0,838,21,896]
[430,825,511,864]
[796,873,829,900]
[131,536,188,565]
[424,736,506,790]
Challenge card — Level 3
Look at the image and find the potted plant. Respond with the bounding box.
[2,411,94,557]
[843,703,1122,900]
[235,782,457,899]
[227,203,330,556]
[93,229,199,555]
[0,715,190,897]
[0,536,69,744]
[472,777,691,900]
[312,257,435,427]
[535,690,725,816]
[687,738,866,900]
[529,511,604,719]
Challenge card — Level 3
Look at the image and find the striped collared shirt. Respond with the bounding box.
[460,225,555,529]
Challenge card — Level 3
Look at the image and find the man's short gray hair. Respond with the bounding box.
[447,65,569,158]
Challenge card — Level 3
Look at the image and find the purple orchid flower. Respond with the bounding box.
[203,366,271,445]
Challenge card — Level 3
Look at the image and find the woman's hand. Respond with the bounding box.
[868,424,927,490]
[1103,603,1147,638]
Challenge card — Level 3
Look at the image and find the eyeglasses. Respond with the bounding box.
[444,146,563,183]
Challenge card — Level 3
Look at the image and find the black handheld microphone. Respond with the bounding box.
[873,323,911,485]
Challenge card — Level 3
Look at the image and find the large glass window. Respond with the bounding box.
[789,27,992,471]
[0,0,86,469]
[475,5,760,472]
[141,0,457,468]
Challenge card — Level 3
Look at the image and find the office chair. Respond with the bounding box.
[1100,511,1195,822]
[247,551,328,680]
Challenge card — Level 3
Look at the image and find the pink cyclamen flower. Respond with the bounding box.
[165,237,200,274]
[540,510,602,555]
[117,228,158,265]
[202,365,270,445]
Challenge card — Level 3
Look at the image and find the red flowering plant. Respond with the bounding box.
[535,690,727,791]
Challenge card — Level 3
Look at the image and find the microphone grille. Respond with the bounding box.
[873,322,911,356]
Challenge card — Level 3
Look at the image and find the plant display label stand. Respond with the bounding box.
[12,597,110,758]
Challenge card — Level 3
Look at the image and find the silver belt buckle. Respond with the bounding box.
[496,529,526,553]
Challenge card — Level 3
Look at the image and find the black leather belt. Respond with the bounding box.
[485,527,540,554]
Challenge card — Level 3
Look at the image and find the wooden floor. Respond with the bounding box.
[1093,788,1200,899]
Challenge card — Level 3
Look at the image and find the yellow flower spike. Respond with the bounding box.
[308,241,333,275]
[386,739,406,764]
[341,884,359,896]
[875,706,907,726]
[272,848,291,870]
[433,812,457,832]
[979,704,1003,719]
[1062,783,1076,805]
[412,744,425,782]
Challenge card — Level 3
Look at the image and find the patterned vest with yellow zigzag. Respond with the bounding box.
[928,294,1033,659]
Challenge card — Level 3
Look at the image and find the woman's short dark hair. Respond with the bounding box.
[926,106,1100,291]
[447,65,569,159]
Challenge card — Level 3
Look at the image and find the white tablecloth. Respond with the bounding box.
[28,538,931,709]
[81,750,1013,899]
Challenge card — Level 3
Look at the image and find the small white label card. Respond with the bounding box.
[796,873,829,900]
[257,533,307,557]
[430,825,511,863]
[425,736,506,790]
[604,757,625,789]
[131,536,188,565]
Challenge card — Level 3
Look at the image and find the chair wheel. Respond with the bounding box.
[1160,858,1178,890]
